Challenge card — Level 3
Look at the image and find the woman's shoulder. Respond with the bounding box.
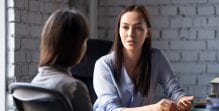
[63,77,89,95]
[96,52,114,64]
[151,47,163,55]
[65,78,92,110]
[94,52,115,74]
[63,75,86,86]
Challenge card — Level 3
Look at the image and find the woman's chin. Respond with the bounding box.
[124,46,136,51]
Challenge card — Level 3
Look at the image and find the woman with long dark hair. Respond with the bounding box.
[93,5,194,111]
[32,9,92,111]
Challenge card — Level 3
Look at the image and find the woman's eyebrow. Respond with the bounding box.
[121,22,143,25]
[135,23,143,26]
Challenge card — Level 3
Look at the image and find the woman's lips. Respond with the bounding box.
[126,40,136,45]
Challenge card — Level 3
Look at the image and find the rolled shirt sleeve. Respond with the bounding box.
[157,50,186,101]
[93,56,123,111]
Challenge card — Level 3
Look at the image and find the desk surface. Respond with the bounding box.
[193,108,206,111]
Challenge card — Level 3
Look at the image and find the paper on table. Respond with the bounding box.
[210,77,219,84]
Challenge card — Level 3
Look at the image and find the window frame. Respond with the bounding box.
[0,0,7,110]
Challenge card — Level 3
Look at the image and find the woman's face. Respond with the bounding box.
[119,11,149,52]
[77,38,87,64]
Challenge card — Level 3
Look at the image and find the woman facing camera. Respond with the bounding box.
[31,9,92,111]
[93,5,194,111]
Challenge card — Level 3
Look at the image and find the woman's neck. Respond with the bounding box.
[123,49,141,66]
[123,49,142,76]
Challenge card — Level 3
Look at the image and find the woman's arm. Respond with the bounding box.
[121,99,177,111]
[157,49,194,110]
[93,57,123,111]
[71,81,92,111]
[157,49,186,101]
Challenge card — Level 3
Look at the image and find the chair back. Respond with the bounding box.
[71,39,112,103]
[9,82,74,111]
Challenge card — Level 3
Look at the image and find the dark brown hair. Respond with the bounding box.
[39,9,89,67]
[112,5,152,95]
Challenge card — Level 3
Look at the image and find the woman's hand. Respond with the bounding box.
[152,98,177,111]
[177,96,194,111]
[122,98,177,111]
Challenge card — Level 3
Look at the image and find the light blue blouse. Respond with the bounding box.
[93,48,186,111]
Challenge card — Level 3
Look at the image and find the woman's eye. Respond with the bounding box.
[122,26,128,30]
[135,27,143,31]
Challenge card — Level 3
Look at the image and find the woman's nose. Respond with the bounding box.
[128,28,135,37]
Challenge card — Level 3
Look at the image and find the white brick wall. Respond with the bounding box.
[160,6,177,16]
[11,0,219,100]
[181,51,198,61]
[197,5,215,15]
[179,6,196,16]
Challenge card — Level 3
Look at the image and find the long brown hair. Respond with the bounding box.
[39,9,89,67]
[112,5,152,95]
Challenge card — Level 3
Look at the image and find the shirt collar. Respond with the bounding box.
[38,65,71,76]
[120,64,134,94]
